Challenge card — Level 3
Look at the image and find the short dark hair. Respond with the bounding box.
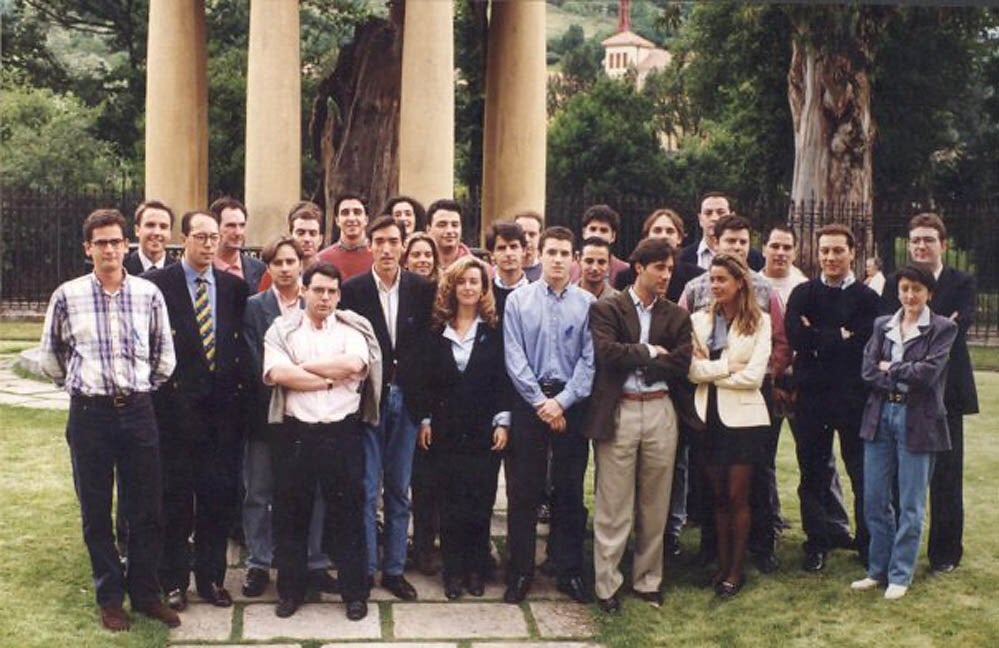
[896,264,936,293]
[134,200,175,228]
[426,199,463,225]
[83,208,127,242]
[713,214,752,239]
[629,238,675,267]
[485,221,526,251]
[366,214,406,240]
[581,204,620,234]
[514,210,544,229]
[908,212,947,241]
[261,236,304,265]
[539,225,575,252]
[816,223,856,250]
[641,208,684,239]
[699,191,733,210]
[333,192,367,216]
[181,210,218,235]
[209,196,248,221]
[382,195,427,230]
[287,201,323,232]
[766,225,796,245]
[302,262,342,288]
[580,236,612,254]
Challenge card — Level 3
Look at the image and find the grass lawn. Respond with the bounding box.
[1,374,996,646]
[0,320,43,341]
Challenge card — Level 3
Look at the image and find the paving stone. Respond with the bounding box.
[174,645,299,648]
[168,603,233,642]
[227,538,244,567]
[393,602,529,640]
[322,644,455,648]
[12,398,68,410]
[224,567,279,603]
[530,601,598,638]
[3,381,62,395]
[242,602,381,640]
[473,643,603,648]
[0,394,36,407]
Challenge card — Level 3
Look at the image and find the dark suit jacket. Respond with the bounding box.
[243,289,303,439]
[145,262,250,441]
[613,260,705,304]
[415,322,512,452]
[339,269,435,421]
[680,243,764,272]
[584,290,694,440]
[124,250,176,276]
[860,311,958,452]
[881,266,978,415]
[240,253,266,292]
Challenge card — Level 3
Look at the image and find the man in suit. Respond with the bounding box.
[586,239,692,613]
[145,210,250,611]
[339,215,436,600]
[486,220,530,318]
[881,212,978,573]
[613,207,704,305]
[679,192,764,272]
[124,200,177,275]
[209,196,267,290]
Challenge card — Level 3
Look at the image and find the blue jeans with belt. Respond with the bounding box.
[863,401,934,586]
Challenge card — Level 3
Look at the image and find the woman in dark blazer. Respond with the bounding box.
[853,266,957,600]
[416,256,510,600]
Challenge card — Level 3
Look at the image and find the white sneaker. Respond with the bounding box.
[850,577,882,591]
[884,584,908,600]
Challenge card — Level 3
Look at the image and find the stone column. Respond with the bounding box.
[481,0,546,242]
[245,0,301,245]
[145,0,208,234]
[398,0,455,207]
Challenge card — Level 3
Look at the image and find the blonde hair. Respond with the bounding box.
[432,256,498,330]
[709,253,762,336]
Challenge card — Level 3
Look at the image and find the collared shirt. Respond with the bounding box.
[708,310,730,352]
[40,272,176,396]
[373,268,401,348]
[137,249,167,272]
[503,279,595,409]
[621,288,669,394]
[883,306,932,393]
[524,262,542,283]
[213,254,244,280]
[494,272,529,291]
[270,285,301,317]
[821,271,857,289]
[697,239,714,270]
[182,259,218,325]
[263,315,368,423]
[442,317,511,428]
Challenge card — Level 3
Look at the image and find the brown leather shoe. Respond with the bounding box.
[197,582,234,607]
[99,605,131,632]
[134,601,181,628]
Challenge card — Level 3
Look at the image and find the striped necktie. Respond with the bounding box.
[195,277,216,370]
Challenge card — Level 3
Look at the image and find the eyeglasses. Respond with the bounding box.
[89,238,125,249]
[190,233,221,244]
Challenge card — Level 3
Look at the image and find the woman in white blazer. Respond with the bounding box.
[688,254,772,599]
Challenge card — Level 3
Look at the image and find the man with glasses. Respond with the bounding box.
[41,209,179,632]
[146,210,250,611]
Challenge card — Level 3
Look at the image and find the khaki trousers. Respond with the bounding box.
[593,395,678,600]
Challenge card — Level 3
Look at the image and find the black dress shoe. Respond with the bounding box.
[381,574,418,601]
[466,572,485,597]
[803,551,826,572]
[275,597,301,618]
[166,588,188,611]
[597,593,620,613]
[346,599,368,621]
[665,534,682,558]
[444,576,463,600]
[309,569,340,594]
[197,583,234,607]
[755,552,780,574]
[715,579,744,599]
[503,575,531,604]
[242,567,270,597]
[931,562,956,575]
[557,576,593,604]
[633,588,663,607]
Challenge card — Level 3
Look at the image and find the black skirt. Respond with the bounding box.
[703,350,769,466]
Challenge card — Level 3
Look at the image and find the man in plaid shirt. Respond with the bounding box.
[40,208,178,632]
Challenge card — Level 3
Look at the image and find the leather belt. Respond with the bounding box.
[73,392,145,409]
[886,391,907,404]
[539,379,566,399]
[620,390,668,402]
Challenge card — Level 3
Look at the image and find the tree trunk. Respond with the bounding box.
[310,6,403,240]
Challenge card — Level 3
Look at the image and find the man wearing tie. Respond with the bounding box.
[124,200,176,275]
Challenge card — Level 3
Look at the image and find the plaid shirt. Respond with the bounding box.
[40,272,176,396]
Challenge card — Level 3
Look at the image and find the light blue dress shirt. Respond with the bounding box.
[182,259,218,326]
[621,288,669,394]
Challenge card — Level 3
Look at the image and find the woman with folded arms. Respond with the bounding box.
[852,265,956,600]
[416,256,510,600]
[688,254,772,599]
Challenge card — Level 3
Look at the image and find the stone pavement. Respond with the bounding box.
[1,349,604,647]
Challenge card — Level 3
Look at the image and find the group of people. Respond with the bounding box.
[40,190,977,632]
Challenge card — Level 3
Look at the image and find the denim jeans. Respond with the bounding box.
[864,401,934,586]
[243,436,331,571]
[363,384,418,576]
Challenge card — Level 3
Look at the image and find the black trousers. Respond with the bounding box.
[928,411,964,567]
[272,417,369,603]
[505,397,589,581]
[411,443,444,556]
[440,448,501,579]
[67,394,164,607]
[159,420,240,593]
[792,394,867,555]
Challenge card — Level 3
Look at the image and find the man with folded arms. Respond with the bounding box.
[40,208,180,631]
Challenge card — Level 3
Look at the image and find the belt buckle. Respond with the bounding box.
[112,395,127,408]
